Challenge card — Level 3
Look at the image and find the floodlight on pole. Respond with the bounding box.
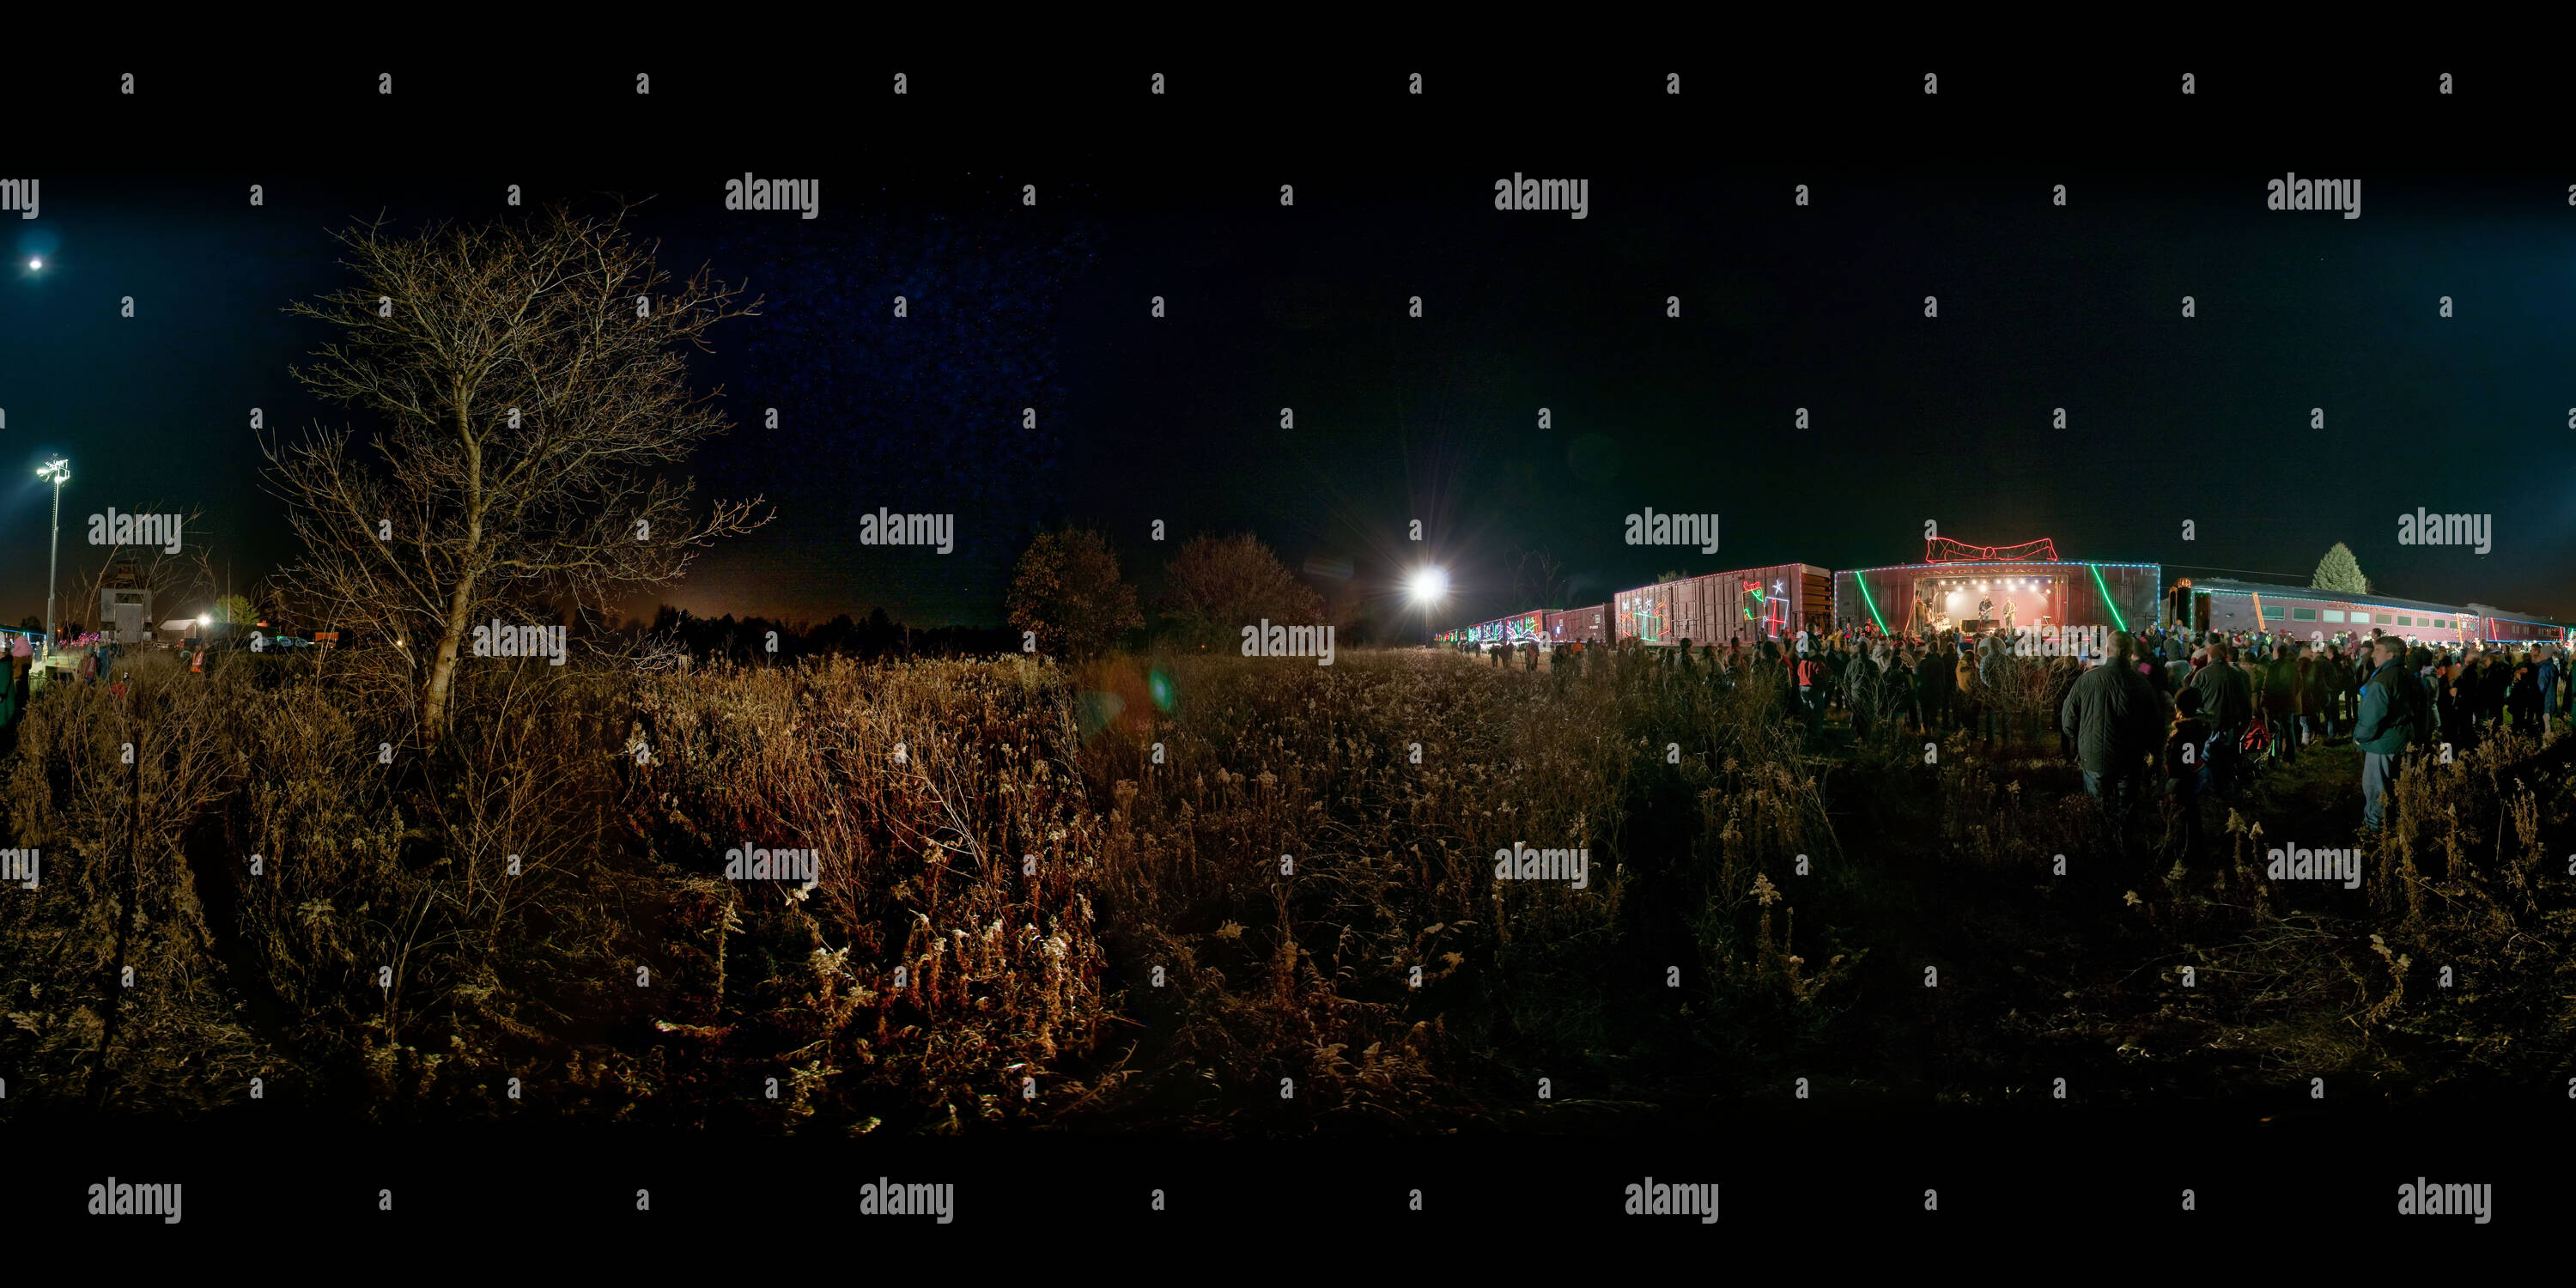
[1406,565,1450,647]
[37,459,69,651]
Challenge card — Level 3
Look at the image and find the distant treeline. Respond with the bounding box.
[642,605,1017,662]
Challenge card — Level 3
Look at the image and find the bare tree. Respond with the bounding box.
[1513,548,1570,611]
[268,204,770,742]
[1006,527,1143,659]
[66,505,209,643]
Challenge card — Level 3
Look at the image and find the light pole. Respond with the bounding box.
[38,458,69,653]
[1407,565,1449,647]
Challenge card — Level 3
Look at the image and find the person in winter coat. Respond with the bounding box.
[2539,648,2563,731]
[1974,635,2008,743]
[2042,654,2082,760]
[1844,646,1881,743]
[1796,650,1829,738]
[2478,651,2513,731]
[2263,647,2301,765]
[2186,640,2255,794]
[2435,653,2475,752]
[1886,647,1921,733]
[2507,659,2543,731]
[2354,636,2421,830]
[2163,686,2212,866]
[1917,645,1955,736]
[2300,644,2338,745]
[1954,645,1982,742]
[2061,631,2161,822]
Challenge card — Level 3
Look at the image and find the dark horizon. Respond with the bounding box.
[6,61,2570,636]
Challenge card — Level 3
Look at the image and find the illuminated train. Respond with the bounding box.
[1437,562,1826,650]
[1436,538,2566,652]
[2170,578,2567,648]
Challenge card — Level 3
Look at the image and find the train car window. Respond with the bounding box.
[2324,611,2345,623]
[2293,608,2317,621]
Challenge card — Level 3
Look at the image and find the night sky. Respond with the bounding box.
[4,58,2567,635]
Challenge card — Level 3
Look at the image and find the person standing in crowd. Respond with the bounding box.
[2436,650,2473,753]
[8,633,30,709]
[2263,643,2300,765]
[2297,641,2333,750]
[2186,638,2254,795]
[2507,656,2542,732]
[2043,653,2082,760]
[2539,646,2563,732]
[1917,642,1954,737]
[1844,642,1881,744]
[1978,633,2013,744]
[2162,687,2212,867]
[2316,642,2348,739]
[2062,630,2160,823]
[2478,647,2512,732]
[1953,640,1981,744]
[2354,635,2424,833]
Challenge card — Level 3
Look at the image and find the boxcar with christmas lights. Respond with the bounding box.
[1544,605,1609,644]
[1613,563,1832,647]
[1832,538,2160,638]
[1462,610,1546,647]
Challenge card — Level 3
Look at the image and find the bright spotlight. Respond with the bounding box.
[197,614,212,627]
[1407,566,1450,605]
[27,258,40,270]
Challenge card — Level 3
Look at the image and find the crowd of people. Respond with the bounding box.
[1459,621,2568,846]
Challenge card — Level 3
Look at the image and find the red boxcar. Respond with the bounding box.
[1544,605,1608,644]
[1614,563,1830,647]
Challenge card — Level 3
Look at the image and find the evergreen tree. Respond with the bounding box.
[2312,542,2370,593]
